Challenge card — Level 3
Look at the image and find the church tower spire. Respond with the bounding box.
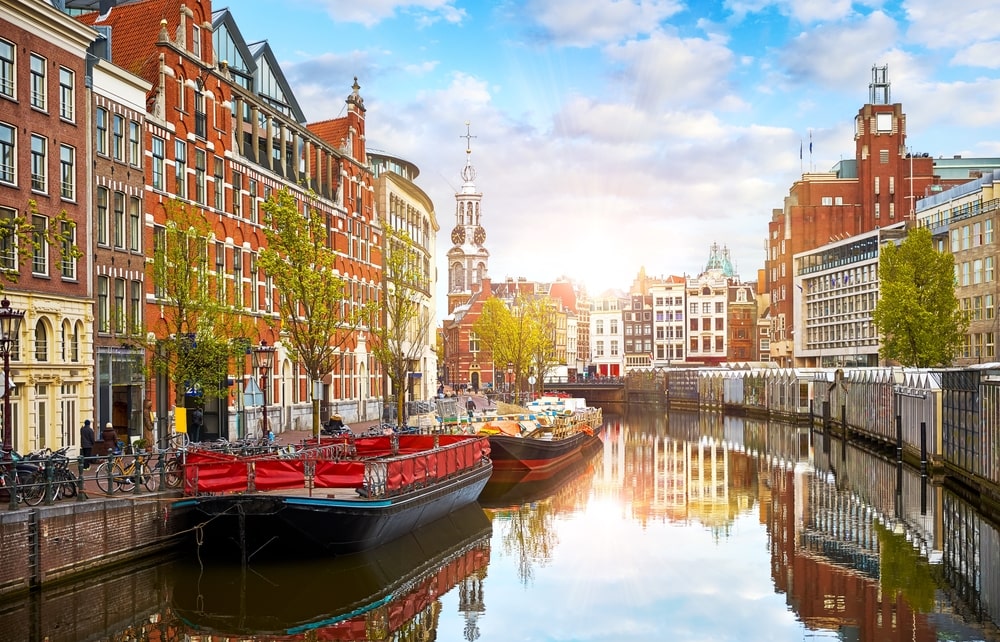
[447,122,490,314]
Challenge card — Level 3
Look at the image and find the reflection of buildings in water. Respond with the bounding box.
[606,412,758,532]
[764,462,941,641]
[942,493,1000,630]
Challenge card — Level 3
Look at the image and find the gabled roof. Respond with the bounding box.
[547,281,577,314]
[75,0,176,84]
[211,8,257,84]
[246,39,306,123]
[308,118,351,152]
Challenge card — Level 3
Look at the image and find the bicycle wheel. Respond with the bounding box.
[163,457,182,488]
[21,470,46,506]
[140,462,158,492]
[56,468,77,498]
[117,462,137,492]
[95,461,126,494]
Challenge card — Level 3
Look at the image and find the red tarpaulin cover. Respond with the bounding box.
[314,460,365,488]
[254,459,305,491]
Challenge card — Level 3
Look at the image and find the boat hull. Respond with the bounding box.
[487,430,602,474]
[177,462,492,558]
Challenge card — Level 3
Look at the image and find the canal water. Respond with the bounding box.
[4,408,1000,642]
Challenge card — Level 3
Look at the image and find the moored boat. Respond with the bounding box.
[173,433,492,558]
[477,396,602,475]
[479,434,602,507]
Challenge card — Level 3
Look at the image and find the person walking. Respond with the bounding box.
[466,397,476,421]
[80,419,95,468]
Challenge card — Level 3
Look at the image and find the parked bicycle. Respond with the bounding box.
[95,446,182,494]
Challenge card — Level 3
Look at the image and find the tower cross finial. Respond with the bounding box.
[461,121,477,154]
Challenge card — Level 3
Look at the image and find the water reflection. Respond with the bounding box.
[171,501,491,639]
[7,408,1000,641]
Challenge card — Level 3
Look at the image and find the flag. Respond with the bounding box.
[799,140,803,160]
[809,131,813,154]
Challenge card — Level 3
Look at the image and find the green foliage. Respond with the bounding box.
[366,226,430,423]
[0,200,82,286]
[875,521,936,613]
[473,295,558,395]
[872,226,966,367]
[151,200,249,404]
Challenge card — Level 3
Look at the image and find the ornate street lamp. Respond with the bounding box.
[0,298,24,455]
[253,340,276,440]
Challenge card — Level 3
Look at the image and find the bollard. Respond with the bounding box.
[920,421,927,477]
[76,456,87,501]
[8,470,17,510]
[44,463,55,505]
[134,453,142,495]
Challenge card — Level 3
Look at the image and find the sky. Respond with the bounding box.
[228,0,1000,314]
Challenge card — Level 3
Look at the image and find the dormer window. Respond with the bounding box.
[192,25,201,58]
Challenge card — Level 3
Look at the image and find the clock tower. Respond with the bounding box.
[447,122,490,314]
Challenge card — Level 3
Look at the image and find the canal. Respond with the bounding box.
[3,408,1000,641]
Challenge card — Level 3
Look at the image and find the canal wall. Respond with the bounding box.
[0,494,186,598]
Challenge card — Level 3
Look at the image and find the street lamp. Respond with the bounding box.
[506,362,513,395]
[253,340,276,440]
[0,298,24,455]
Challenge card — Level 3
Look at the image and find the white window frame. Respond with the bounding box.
[59,144,75,200]
[30,53,46,111]
[30,134,47,193]
[59,67,74,121]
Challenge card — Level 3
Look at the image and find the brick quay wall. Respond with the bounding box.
[0,495,186,598]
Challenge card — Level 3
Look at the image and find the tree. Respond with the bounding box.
[473,295,557,399]
[151,200,248,417]
[0,200,81,287]
[872,226,966,367]
[367,226,430,427]
[258,188,369,437]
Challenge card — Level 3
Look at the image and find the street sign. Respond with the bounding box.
[528,375,537,385]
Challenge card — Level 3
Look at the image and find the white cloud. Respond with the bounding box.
[724,0,856,23]
[604,30,740,111]
[950,41,1000,69]
[904,0,1000,50]
[524,0,684,47]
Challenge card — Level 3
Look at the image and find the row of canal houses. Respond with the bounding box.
[641,364,1000,502]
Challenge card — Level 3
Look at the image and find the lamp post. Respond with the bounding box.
[506,362,513,397]
[253,341,276,440]
[0,298,24,456]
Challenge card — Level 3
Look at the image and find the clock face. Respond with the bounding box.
[451,226,466,245]
[474,226,486,246]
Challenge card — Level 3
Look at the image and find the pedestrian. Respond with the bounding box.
[466,397,476,421]
[80,419,95,468]
[101,422,118,454]
[191,407,203,442]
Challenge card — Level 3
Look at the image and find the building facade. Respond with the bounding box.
[0,0,96,453]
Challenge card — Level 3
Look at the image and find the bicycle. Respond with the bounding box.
[95,447,181,494]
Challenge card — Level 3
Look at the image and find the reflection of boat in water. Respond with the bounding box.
[170,502,491,637]
[478,436,602,508]
[174,434,492,557]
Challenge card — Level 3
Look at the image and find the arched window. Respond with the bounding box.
[34,321,48,362]
[72,321,81,362]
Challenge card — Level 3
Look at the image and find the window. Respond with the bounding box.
[60,220,75,279]
[0,40,13,98]
[59,68,74,121]
[988,257,995,284]
[30,135,46,192]
[0,122,15,184]
[232,170,242,216]
[97,276,109,333]
[96,107,108,156]
[879,149,889,163]
[232,248,242,307]
[128,120,140,165]
[130,280,142,334]
[174,139,186,197]
[610,340,619,356]
[821,196,832,206]
[0,206,16,270]
[177,77,185,112]
[152,225,166,298]
[114,278,126,334]
[595,340,604,357]
[987,219,994,245]
[113,191,125,248]
[610,319,618,334]
[96,187,109,245]
[112,114,124,161]
[951,229,960,253]
[595,319,604,335]
[194,148,206,203]
[249,178,258,222]
[30,54,46,110]
[151,136,165,190]
[215,241,225,303]
[213,157,224,210]
[876,112,892,132]
[192,25,201,57]
[59,145,74,200]
[129,197,141,252]
[32,214,47,275]
[34,322,47,362]
[194,92,206,138]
